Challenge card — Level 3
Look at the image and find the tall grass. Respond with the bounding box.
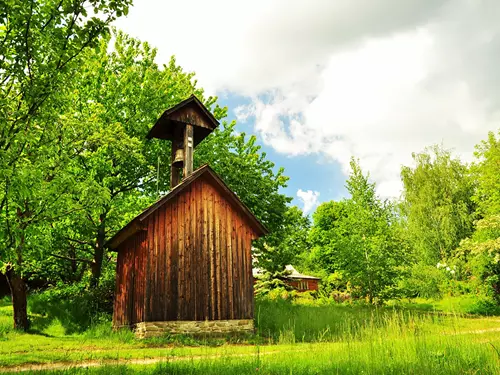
[17,333,500,374]
[255,298,463,344]
[1,296,499,374]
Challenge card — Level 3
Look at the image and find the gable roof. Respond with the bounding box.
[284,265,321,280]
[107,164,268,250]
[146,95,220,147]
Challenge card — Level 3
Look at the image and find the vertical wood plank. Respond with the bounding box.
[191,182,198,320]
[184,186,191,320]
[226,201,234,319]
[178,190,185,320]
[194,180,203,320]
[239,214,248,318]
[165,204,172,321]
[138,230,147,323]
[208,184,216,320]
[231,211,239,320]
[219,196,227,319]
[158,206,166,321]
[170,198,179,320]
[245,227,253,319]
[131,236,137,324]
[151,211,158,320]
[202,180,210,320]
[145,215,154,321]
[214,188,221,320]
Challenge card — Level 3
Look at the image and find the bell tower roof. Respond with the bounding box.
[146,95,219,147]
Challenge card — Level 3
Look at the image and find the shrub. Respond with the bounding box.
[254,269,293,298]
[30,277,115,334]
[399,264,444,299]
[465,297,500,316]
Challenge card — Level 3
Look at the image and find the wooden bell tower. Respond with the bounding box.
[146,95,220,188]
[111,94,268,337]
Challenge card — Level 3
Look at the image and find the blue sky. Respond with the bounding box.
[115,0,500,214]
[217,93,348,211]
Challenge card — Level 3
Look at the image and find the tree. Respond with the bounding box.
[308,200,349,273]
[401,145,476,265]
[455,131,500,302]
[0,0,131,330]
[473,131,500,218]
[47,32,224,287]
[309,159,406,303]
[254,206,310,273]
[455,216,500,302]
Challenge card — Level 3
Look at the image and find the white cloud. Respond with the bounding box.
[116,0,500,198]
[297,189,320,214]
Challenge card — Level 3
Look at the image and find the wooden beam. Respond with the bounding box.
[183,124,194,178]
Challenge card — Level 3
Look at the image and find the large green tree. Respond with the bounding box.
[455,131,500,302]
[308,200,349,273]
[310,159,406,302]
[0,0,131,330]
[401,146,476,265]
[47,32,224,287]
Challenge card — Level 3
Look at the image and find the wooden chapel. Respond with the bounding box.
[109,95,267,337]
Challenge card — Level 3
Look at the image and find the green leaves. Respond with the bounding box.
[473,131,500,217]
[401,145,476,264]
[309,158,407,303]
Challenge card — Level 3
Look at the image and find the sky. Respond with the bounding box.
[114,0,500,215]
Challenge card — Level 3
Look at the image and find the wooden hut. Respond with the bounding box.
[109,96,267,337]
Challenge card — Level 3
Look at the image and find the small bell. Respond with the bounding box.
[172,148,184,168]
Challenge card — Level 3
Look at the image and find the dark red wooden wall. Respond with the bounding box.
[287,279,319,292]
[113,176,257,326]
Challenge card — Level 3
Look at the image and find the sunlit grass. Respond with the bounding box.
[0,296,499,373]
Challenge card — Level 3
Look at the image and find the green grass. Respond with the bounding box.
[5,332,500,374]
[0,296,499,374]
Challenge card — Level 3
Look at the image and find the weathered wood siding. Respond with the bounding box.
[113,176,257,327]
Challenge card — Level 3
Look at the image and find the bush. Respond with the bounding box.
[254,269,293,298]
[399,264,444,299]
[465,297,500,316]
[30,277,115,334]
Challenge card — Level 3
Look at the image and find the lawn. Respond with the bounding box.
[1,297,500,374]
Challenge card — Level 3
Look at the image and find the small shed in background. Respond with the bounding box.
[283,265,320,292]
[109,96,268,337]
[253,265,321,292]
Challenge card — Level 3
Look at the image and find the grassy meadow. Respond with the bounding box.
[1,296,500,374]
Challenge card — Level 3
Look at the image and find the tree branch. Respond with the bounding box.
[50,253,93,265]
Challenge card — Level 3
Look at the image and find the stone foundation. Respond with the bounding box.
[133,319,254,339]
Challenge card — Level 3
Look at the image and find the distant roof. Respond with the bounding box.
[284,265,321,280]
[252,265,321,280]
[107,164,268,250]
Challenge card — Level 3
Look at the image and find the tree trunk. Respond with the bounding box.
[90,212,107,287]
[5,266,29,331]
